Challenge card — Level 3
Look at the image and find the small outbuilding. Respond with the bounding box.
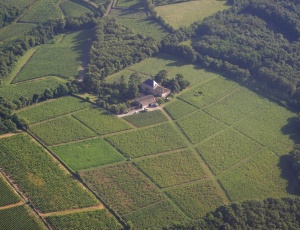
[136,95,156,109]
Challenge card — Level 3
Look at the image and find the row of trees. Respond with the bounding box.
[154,70,190,93]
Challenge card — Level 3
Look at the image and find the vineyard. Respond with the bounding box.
[0,175,20,207]
[164,99,197,120]
[124,110,168,127]
[60,0,92,18]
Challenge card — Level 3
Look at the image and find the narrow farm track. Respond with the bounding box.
[0,201,24,211]
[40,204,105,217]
[0,133,17,139]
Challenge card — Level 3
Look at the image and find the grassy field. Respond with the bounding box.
[105,69,150,84]
[30,116,96,145]
[80,163,165,215]
[116,0,143,9]
[134,150,207,188]
[19,0,63,23]
[155,0,230,29]
[218,149,297,202]
[60,0,93,18]
[0,77,66,101]
[0,205,46,230]
[18,96,91,124]
[197,128,263,175]
[106,123,187,158]
[0,134,98,213]
[0,175,20,207]
[124,200,187,229]
[0,23,36,41]
[72,108,132,135]
[2,0,36,10]
[176,110,227,144]
[165,180,224,219]
[13,30,93,83]
[124,110,168,127]
[164,99,197,120]
[46,210,120,230]
[51,138,125,171]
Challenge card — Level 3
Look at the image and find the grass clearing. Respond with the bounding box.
[165,180,224,219]
[134,150,207,188]
[18,96,91,124]
[60,0,92,18]
[0,134,99,212]
[51,138,125,171]
[0,205,46,230]
[124,200,187,229]
[106,123,187,158]
[73,108,132,135]
[116,0,143,9]
[124,110,168,127]
[46,209,120,230]
[197,129,263,175]
[30,116,96,145]
[80,163,164,215]
[105,69,149,84]
[176,110,227,144]
[0,175,20,207]
[0,23,36,41]
[164,99,197,120]
[218,149,298,202]
[155,0,230,29]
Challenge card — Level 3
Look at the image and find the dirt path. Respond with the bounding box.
[0,201,24,211]
[104,0,116,16]
[40,204,104,217]
[0,133,17,139]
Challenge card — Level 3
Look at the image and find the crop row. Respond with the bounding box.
[0,174,20,207]
[124,110,168,127]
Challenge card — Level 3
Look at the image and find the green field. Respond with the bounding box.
[124,110,168,127]
[176,110,227,144]
[51,138,125,171]
[124,200,187,229]
[155,0,230,29]
[80,163,165,215]
[19,0,62,23]
[12,30,92,83]
[105,69,150,84]
[60,0,93,18]
[0,134,98,213]
[46,210,120,230]
[165,180,224,219]
[134,150,207,188]
[164,99,197,120]
[73,108,132,135]
[18,96,91,124]
[0,23,36,41]
[218,149,297,202]
[0,205,46,230]
[2,0,36,10]
[116,0,143,9]
[197,129,263,175]
[0,175,20,207]
[30,116,96,145]
[106,123,187,158]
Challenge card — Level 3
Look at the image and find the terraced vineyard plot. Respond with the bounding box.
[165,180,224,219]
[46,210,120,230]
[106,123,187,158]
[124,200,187,229]
[51,138,125,171]
[18,96,90,124]
[0,175,20,207]
[80,163,165,214]
[176,110,227,144]
[197,129,263,175]
[178,77,238,109]
[73,108,132,135]
[0,77,66,101]
[135,150,207,188]
[218,149,297,202]
[164,99,197,120]
[30,116,96,145]
[0,134,98,212]
[19,0,62,23]
[204,89,263,125]
[60,0,92,18]
[0,23,36,41]
[0,205,46,230]
[124,110,168,127]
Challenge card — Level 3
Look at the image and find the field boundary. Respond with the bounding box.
[0,201,24,211]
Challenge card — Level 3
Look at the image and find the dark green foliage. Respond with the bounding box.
[288,144,300,181]
[0,3,20,29]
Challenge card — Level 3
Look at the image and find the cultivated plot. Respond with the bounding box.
[60,0,92,18]
[106,123,187,158]
[30,116,96,145]
[51,138,125,171]
[124,110,168,127]
[164,99,197,120]
[134,150,207,188]
[0,23,36,41]
[2,0,36,11]
[0,134,98,213]
[80,163,165,215]
[73,108,132,135]
[0,174,20,207]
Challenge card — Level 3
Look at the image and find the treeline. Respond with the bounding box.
[0,2,20,29]
[86,18,159,82]
[168,197,300,230]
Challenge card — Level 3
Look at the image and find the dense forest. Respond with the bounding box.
[0,3,20,29]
